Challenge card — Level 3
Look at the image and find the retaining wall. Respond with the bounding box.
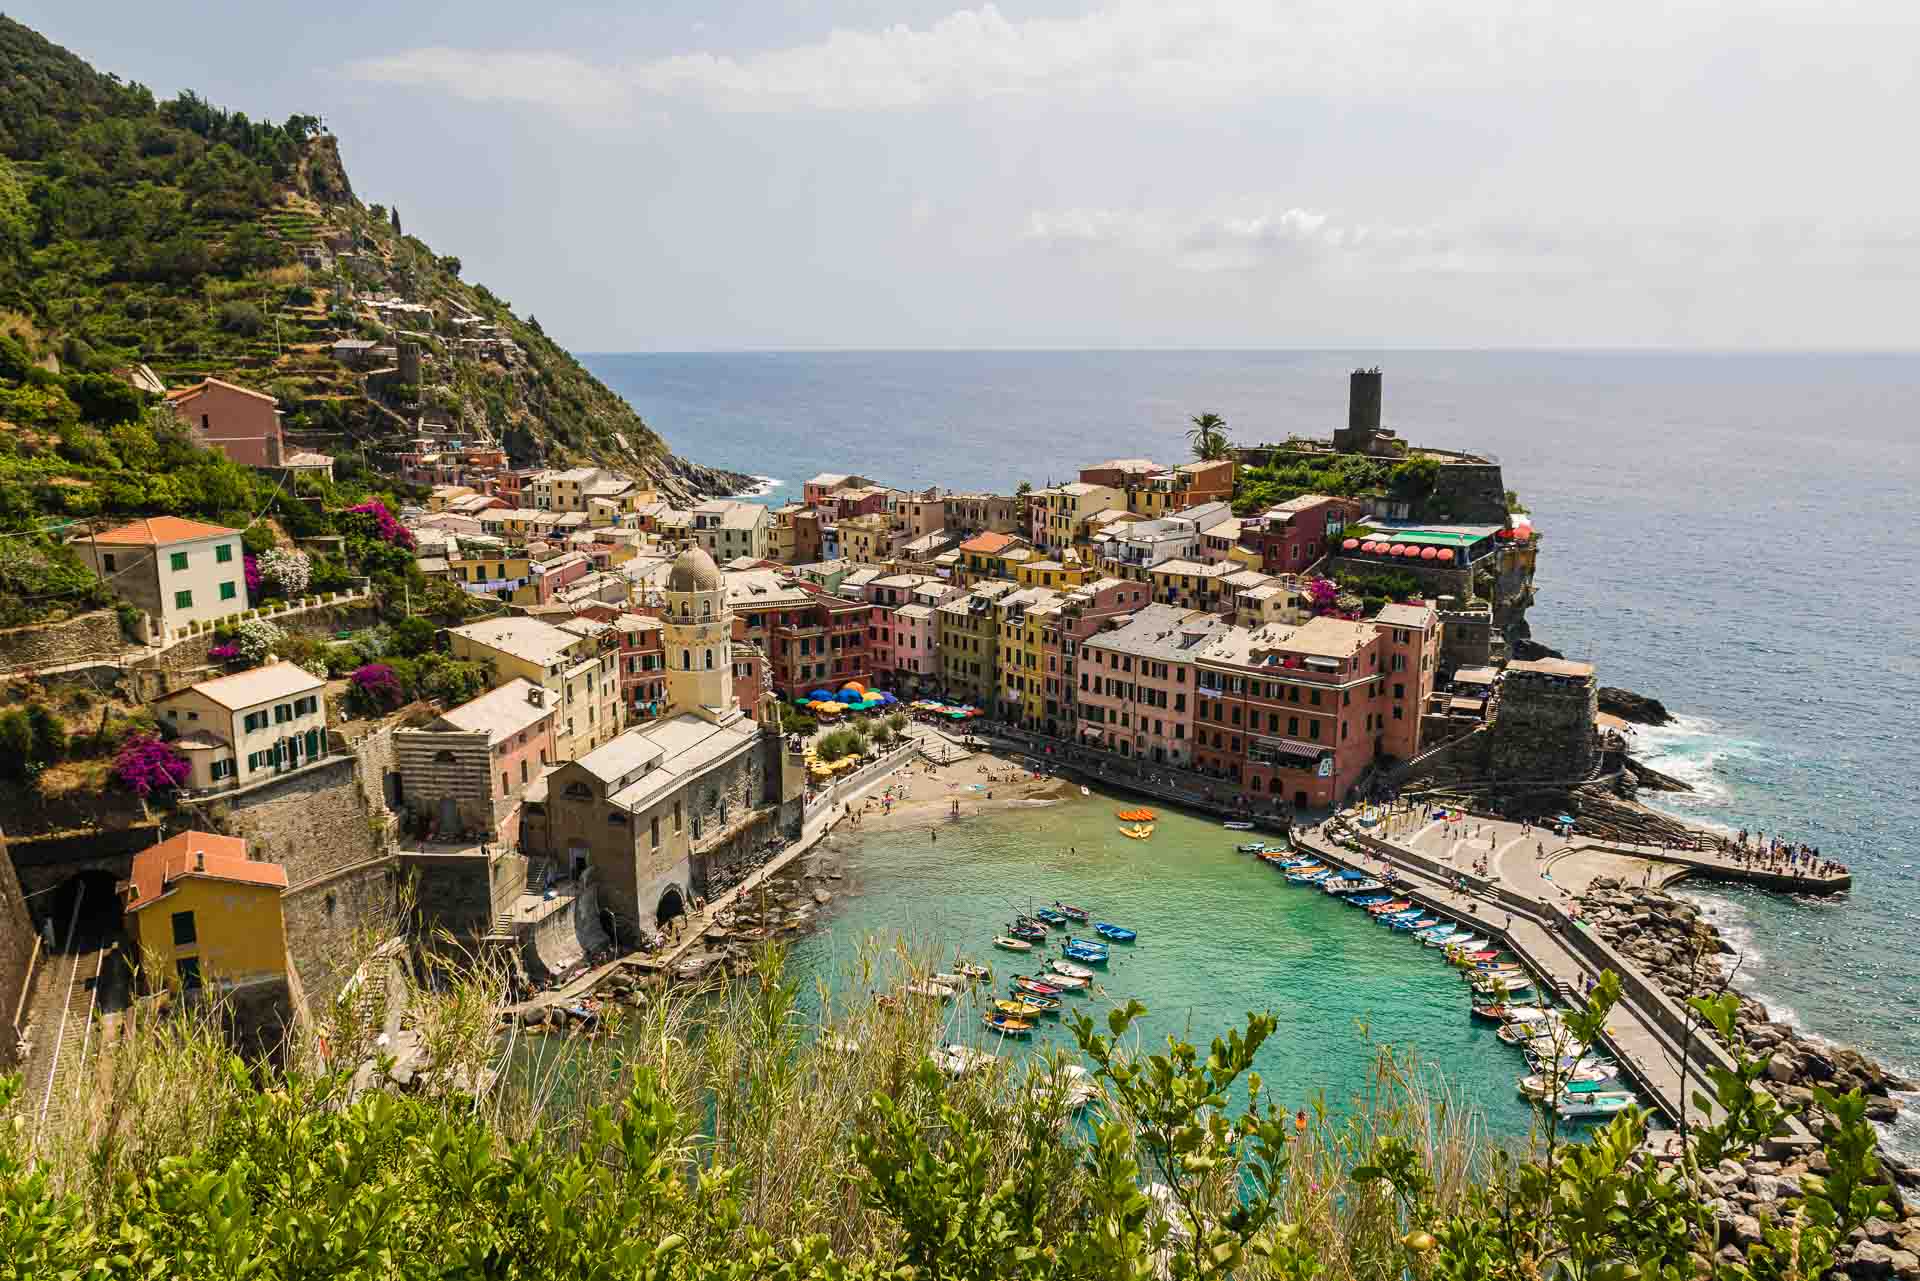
[0,610,123,672]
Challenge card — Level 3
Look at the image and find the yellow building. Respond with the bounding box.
[936,580,1018,705]
[121,831,287,990]
[994,587,1059,727]
[1013,557,1094,591]
[955,532,1035,586]
[448,616,621,761]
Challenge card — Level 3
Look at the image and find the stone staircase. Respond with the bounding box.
[523,857,551,895]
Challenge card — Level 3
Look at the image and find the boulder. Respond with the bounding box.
[1766,1052,1799,1084]
[1867,1219,1900,1246]
[1888,1250,1919,1280]
[1599,687,1674,725]
[1728,1214,1763,1248]
[1850,1242,1897,1280]
[1750,1174,1782,1203]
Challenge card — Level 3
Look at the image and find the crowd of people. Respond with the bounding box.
[1729,829,1847,878]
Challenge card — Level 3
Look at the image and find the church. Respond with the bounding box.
[529,546,805,936]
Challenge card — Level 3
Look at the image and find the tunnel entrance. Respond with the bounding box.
[655,886,685,928]
[43,868,125,952]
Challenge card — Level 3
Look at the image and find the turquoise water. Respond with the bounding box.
[786,785,1549,1142]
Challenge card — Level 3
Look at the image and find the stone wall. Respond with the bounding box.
[220,756,380,888]
[404,852,495,942]
[521,877,607,978]
[126,600,382,700]
[0,609,124,673]
[1391,724,1489,787]
[391,729,494,835]
[0,831,34,1070]
[1427,462,1509,524]
[1321,553,1473,603]
[1437,608,1494,673]
[280,859,400,1007]
[1485,673,1598,783]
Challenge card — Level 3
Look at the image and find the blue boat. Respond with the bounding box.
[1391,916,1443,932]
[1285,868,1332,884]
[1063,937,1110,960]
[1033,908,1069,926]
[1377,909,1423,924]
[1094,923,1136,943]
[1236,841,1270,854]
[1415,924,1460,941]
[1349,894,1393,907]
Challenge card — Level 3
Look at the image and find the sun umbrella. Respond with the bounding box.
[809,689,833,701]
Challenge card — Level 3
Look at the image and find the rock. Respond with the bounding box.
[1867,1220,1900,1246]
[1775,1173,1804,1199]
[1890,1251,1920,1281]
[1751,1174,1782,1203]
[1729,1214,1763,1248]
[1850,1242,1897,1279]
[1869,1098,1902,1123]
[1809,1151,1832,1175]
[1766,1052,1799,1084]
[813,888,833,904]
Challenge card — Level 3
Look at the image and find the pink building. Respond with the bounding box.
[1237,495,1363,576]
[1075,603,1226,767]
[394,678,557,845]
[1038,577,1148,737]
[615,613,666,720]
[166,378,283,468]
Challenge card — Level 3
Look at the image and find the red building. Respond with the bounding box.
[166,378,284,468]
[762,583,872,698]
[1236,495,1363,575]
[1039,577,1151,737]
[1190,603,1436,813]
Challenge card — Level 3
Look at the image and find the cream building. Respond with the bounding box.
[153,661,329,792]
[447,616,621,761]
[72,517,247,640]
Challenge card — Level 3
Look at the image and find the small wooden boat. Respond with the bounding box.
[1517,1067,1619,1099]
[1064,936,1109,955]
[1094,923,1136,943]
[1016,914,1054,932]
[1497,1020,1567,1046]
[904,980,957,1000]
[932,972,969,989]
[1008,922,1047,941]
[1367,899,1413,916]
[995,997,1053,1018]
[993,935,1033,952]
[1116,808,1157,822]
[1119,824,1155,839]
[983,1012,1035,1037]
[1035,969,1088,990]
[1472,976,1535,997]
[1012,975,1065,996]
[1223,821,1255,830]
[954,961,991,980]
[1327,878,1385,895]
[1350,894,1394,907]
[1053,902,1090,922]
[1033,908,1069,926]
[1286,868,1332,884]
[1062,942,1109,965]
[1236,841,1270,854]
[1390,916,1442,931]
[1414,923,1460,939]
[1431,933,1484,949]
[1049,959,1094,980]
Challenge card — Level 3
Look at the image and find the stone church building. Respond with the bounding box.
[527,547,804,935]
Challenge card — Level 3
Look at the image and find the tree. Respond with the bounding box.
[0,708,33,778]
[390,615,437,657]
[25,703,66,766]
[389,205,401,234]
[1187,412,1231,462]
[111,735,190,796]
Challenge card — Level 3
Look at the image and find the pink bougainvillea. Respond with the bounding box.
[346,500,416,550]
[208,642,240,661]
[1305,576,1340,615]
[244,553,263,602]
[112,735,191,797]
[349,663,404,713]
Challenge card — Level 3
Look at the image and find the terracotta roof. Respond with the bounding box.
[958,531,1016,555]
[84,517,239,546]
[164,377,279,406]
[123,831,285,912]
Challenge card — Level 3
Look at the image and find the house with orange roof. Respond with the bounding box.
[165,377,284,468]
[119,831,287,990]
[954,530,1033,585]
[70,516,245,638]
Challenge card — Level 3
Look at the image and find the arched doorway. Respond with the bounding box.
[655,886,685,928]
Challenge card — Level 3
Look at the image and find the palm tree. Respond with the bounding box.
[1187,412,1231,461]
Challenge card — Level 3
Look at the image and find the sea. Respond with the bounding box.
[585,350,1920,1141]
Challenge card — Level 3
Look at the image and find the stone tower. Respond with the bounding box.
[663,546,737,724]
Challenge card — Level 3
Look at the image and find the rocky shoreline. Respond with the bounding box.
[1577,878,1920,1277]
[645,452,760,506]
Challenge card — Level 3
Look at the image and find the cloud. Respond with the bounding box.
[346,0,1902,117]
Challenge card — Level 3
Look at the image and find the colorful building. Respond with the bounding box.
[1075,604,1225,766]
[1029,482,1125,553]
[615,613,667,721]
[1079,458,1236,518]
[121,831,287,991]
[153,661,329,792]
[1236,495,1362,575]
[994,587,1062,728]
[448,616,621,762]
[71,516,246,641]
[937,580,1019,705]
[393,678,558,844]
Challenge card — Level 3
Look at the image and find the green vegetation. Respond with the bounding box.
[1233,454,1440,518]
[1187,411,1231,462]
[1328,567,1425,615]
[815,724,871,762]
[1,948,1892,1280]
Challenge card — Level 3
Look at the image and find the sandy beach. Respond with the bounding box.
[834,741,1076,833]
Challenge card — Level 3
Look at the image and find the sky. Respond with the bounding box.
[20,1,1920,350]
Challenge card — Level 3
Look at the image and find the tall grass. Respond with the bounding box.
[14,927,1510,1279]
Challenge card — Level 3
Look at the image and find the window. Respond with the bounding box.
[608,811,628,825]
[216,543,234,564]
[174,589,193,609]
[103,553,116,572]
[170,551,189,571]
[275,704,292,724]
[1308,721,1320,741]
[176,957,202,990]
[171,910,197,946]
[243,711,268,733]
[651,816,661,848]
[520,760,529,784]
[673,802,682,832]
[220,580,237,601]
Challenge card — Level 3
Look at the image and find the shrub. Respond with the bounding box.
[390,615,438,657]
[215,300,267,336]
[348,663,403,715]
[208,642,239,660]
[257,546,311,596]
[235,617,283,663]
[0,708,33,778]
[111,735,190,796]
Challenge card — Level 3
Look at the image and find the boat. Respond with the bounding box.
[1034,970,1088,990]
[1081,786,1091,796]
[1223,821,1256,830]
[993,935,1033,952]
[1117,808,1157,822]
[1286,868,1332,884]
[1432,934,1484,950]
[1414,923,1460,940]
[1119,824,1155,839]
[1366,899,1413,916]
[1041,1064,1098,1110]
[1497,1020,1567,1046]
[1391,916,1443,932]
[1452,950,1501,965]
[1376,908,1422,923]
[995,997,1054,1018]
[1472,976,1535,997]
[904,980,957,1000]
[1350,894,1394,908]
[1553,1091,1637,1120]
[1327,878,1385,895]
[1053,902,1091,922]
[1049,959,1094,980]
[1033,908,1069,927]
[1062,942,1109,965]
[1236,842,1271,854]
[983,1012,1035,1037]
[954,961,991,980]
[936,1044,997,1077]
[1517,1067,1620,1098]
[1016,914,1054,932]
[1011,975,1065,997]
[1008,923,1047,942]
[1094,923,1136,943]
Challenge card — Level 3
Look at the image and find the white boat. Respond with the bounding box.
[1042,970,1090,990]
[1431,933,1484,949]
[1040,1063,1098,1110]
[1500,1007,1561,1026]
[1049,960,1095,980]
[1554,1091,1637,1120]
[932,972,969,989]
[1081,786,1091,796]
[936,1044,997,1077]
[905,980,958,1001]
[1517,1065,1620,1098]
[1223,821,1256,830]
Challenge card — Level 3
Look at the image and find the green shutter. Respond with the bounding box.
[174,589,192,609]
[220,581,237,600]
[216,543,233,564]
[170,551,188,571]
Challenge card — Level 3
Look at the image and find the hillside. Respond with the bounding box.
[0,16,748,501]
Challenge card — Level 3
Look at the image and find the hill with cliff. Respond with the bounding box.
[0,16,747,501]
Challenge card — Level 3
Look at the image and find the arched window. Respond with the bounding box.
[564,782,592,799]
[701,599,712,620]
[433,749,457,763]
[682,649,692,670]
[705,649,714,670]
